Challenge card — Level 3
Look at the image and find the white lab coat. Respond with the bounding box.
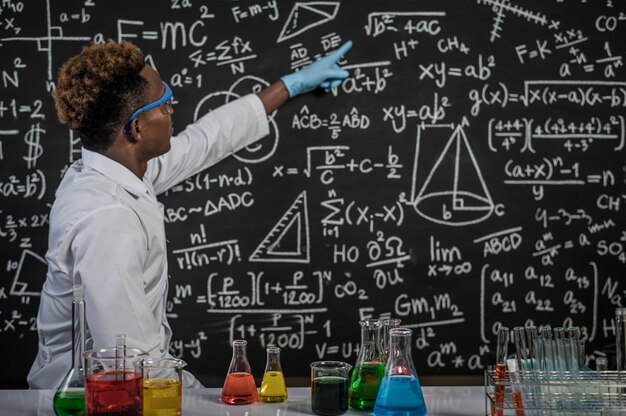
[28,94,269,389]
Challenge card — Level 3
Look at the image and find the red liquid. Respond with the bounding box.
[492,363,506,416]
[85,371,142,416]
[221,372,258,405]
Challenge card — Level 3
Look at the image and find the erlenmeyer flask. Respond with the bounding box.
[349,319,385,411]
[374,328,426,416]
[221,339,258,405]
[379,318,401,361]
[53,284,87,416]
[259,346,287,403]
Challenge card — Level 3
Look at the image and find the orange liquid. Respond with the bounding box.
[221,372,258,405]
[512,391,525,416]
[492,363,506,416]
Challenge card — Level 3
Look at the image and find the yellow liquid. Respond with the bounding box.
[259,371,287,403]
[143,378,181,416]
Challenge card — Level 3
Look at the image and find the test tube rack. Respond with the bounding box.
[485,368,626,415]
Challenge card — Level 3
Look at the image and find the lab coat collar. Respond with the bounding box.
[81,147,149,198]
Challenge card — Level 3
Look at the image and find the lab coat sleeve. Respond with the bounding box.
[69,205,162,355]
[146,93,269,195]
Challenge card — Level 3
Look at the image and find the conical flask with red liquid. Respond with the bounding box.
[221,339,258,405]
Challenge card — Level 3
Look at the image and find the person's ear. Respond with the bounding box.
[126,118,143,141]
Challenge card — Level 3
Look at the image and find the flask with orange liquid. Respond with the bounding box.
[221,339,258,405]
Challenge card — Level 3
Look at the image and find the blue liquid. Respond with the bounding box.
[373,375,426,416]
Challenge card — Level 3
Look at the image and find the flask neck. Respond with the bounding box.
[265,349,282,372]
[357,319,383,363]
[390,333,412,355]
[71,298,86,370]
[387,331,417,376]
[229,341,252,374]
[379,318,401,359]
[233,343,248,359]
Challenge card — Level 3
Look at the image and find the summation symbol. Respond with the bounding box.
[476,0,557,42]
[249,191,310,263]
[23,123,45,169]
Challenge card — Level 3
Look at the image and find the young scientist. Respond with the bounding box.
[28,39,352,389]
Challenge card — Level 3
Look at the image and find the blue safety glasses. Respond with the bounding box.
[124,81,173,133]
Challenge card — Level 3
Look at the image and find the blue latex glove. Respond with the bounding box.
[281,41,352,98]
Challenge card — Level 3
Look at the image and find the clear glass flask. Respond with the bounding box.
[379,318,401,361]
[221,339,258,405]
[53,284,87,416]
[374,328,426,416]
[259,346,287,403]
[349,319,385,411]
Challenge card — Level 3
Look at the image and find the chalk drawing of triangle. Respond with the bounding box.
[277,2,340,43]
[10,249,46,296]
[249,191,310,263]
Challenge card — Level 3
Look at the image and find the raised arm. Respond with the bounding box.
[256,40,353,114]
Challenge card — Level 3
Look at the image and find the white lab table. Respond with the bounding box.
[0,386,485,415]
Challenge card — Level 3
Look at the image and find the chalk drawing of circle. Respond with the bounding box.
[193,80,279,164]
[227,75,280,164]
[413,190,494,226]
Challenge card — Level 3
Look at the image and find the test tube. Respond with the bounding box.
[116,333,127,381]
[567,327,581,373]
[577,338,585,370]
[514,327,532,411]
[595,357,609,411]
[507,358,526,416]
[541,327,555,373]
[525,327,539,368]
[553,328,569,375]
[553,328,571,411]
[492,327,509,416]
[616,308,626,371]
[514,327,530,373]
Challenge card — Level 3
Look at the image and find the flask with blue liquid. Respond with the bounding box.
[374,327,427,416]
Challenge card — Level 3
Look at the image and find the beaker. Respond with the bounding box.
[135,357,186,416]
[54,284,87,416]
[83,346,147,416]
[259,346,287,403]
[310,361,352,416]
[374,328,426,416]
[349,319,385,411]
[221,339,258,405]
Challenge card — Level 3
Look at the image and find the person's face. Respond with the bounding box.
[133,65,174,159]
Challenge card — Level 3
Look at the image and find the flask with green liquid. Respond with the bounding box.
[259,346,287,403]
[348,319,385,411]
[53,284,87,416]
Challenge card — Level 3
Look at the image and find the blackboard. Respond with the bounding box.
[1,0,625,387]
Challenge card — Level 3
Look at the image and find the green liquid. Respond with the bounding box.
[348,362,385,411]
[53,390,85,416]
